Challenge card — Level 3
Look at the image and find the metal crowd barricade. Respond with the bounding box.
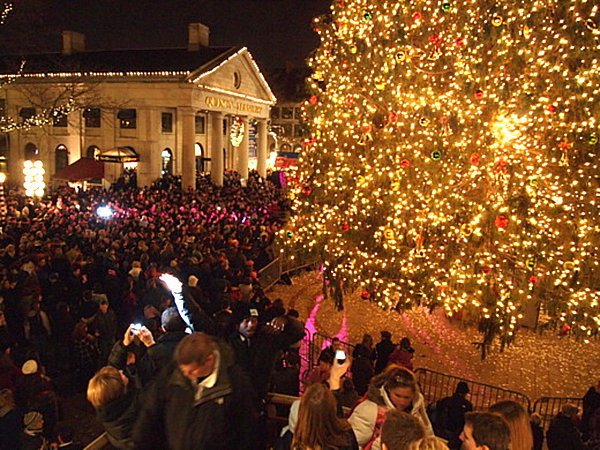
[532,396,584,430]
[83,432,110,450]
[257,257,283,291]
[311,332,356,365]
[415,368,532,413]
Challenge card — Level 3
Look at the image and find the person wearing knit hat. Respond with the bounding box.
[21,410,48,450]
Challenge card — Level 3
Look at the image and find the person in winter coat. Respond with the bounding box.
[292,382,358,450]
[374,331,395,374]
[132,332,259,450]
[582,379,600,440]
[87,366,138,450]
[348,366,433,450]
[546,404,584,450]
[388,338,415,371]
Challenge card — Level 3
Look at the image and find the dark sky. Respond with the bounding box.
[1,0,331,69]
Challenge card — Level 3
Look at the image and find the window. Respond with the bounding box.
[281,107,293,119]
[0,99,5,118]
[270,107,280,119]
[86,145,100,159]
[84,108,101,128]
[195,114,205,134]
[0,133,8,156]
[161,112,173,133]
[233,71,242,89]
[294,107,302,120]
[118,109,136,129]
[223,118,228,135]
[53,113,68,127]
[294,124,307,138]
[19,107,36,122]
[55,145,68,171]
[282,124,293,137]
[24,142,39,161]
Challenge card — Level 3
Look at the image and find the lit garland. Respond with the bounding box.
[0,98,78,133]
[282,0,600,355]
[0,1,12,25]
[230,116,245,147]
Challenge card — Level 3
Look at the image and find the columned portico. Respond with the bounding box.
[210,111,224,186]
[236,116,249,181]
[181,107,196,190]
[257,119,268,178]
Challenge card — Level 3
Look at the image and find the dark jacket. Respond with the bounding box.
[583,386,600,436]
[133,340,259,450]
[95,390,138,450]
[228,320,305,399]
[146,331,188,371]
[546,413,584,450]
[374,339,395,374]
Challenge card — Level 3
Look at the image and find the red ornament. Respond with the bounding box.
[361,291,371,300]
[415,235,424,245]
[495,215,509,229]
[341,59,350,70]
[309,95,318,105]
[345,95,355,105]
[475,89,484,99]
[470,152,481,165]
[301,185,312,196]
[529,276,539,283]
[495,159,508,174]
[482,266,492,274]
[546,104,557,113]
[341,222,350,231]
[413,12,422,21]
[428,34,442,46]
[400,159,411,168]
[455,37,465,46]
[388,111,399,124]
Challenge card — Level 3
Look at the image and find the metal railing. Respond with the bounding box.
[310,332,356,367]
[258,250,318,292]
[415,368,532,413]
[83,432,110,450]
[532,396,584,430]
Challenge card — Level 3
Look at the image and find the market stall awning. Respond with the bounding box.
[52,157,104,182]
[96,146,139,163]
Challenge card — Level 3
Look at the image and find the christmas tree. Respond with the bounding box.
[283,0,600,356]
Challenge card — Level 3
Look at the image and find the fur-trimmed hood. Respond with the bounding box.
[366,380,426,414]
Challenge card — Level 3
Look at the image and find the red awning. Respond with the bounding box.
[53,158,104,182]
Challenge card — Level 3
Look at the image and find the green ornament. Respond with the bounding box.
[363,10,373,20]
[589,133,598,144]
[528,176,539,187]
[286,231,294,238]
[431,150,443,160]
[526,259,536,269]
[441,1,451,11]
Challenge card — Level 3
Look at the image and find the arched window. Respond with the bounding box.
[161,148,173,176]
[86,145,100,159]
[24,143,39,161]
[55,145,68,171]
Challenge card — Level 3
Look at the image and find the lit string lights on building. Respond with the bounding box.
[283,0,600,352]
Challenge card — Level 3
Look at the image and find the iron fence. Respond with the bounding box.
[532,396,584,430]
[415,368,532,413]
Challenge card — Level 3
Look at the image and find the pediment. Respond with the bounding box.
[188,47,276,104]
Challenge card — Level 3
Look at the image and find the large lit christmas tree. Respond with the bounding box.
[283,0,600,355]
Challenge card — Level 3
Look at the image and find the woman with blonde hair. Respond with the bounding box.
[349,366,433,450]
[407,437,449,450]
[292,382,358,449]
[489,400,533,450]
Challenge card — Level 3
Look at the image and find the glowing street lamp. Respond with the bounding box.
[23,160,45,198]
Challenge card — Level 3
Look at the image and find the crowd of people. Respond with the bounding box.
[0,168,598,450]
[0,170,296,448]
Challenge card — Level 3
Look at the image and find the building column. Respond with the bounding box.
[257,119,268,178]
[236,116,249,181]
[210,111,224,186]
[181,107,196,190]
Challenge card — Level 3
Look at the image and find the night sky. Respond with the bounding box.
[0,0,331,69]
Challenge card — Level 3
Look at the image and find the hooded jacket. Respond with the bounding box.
[95,389,138,449]
[348,383,433,450]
